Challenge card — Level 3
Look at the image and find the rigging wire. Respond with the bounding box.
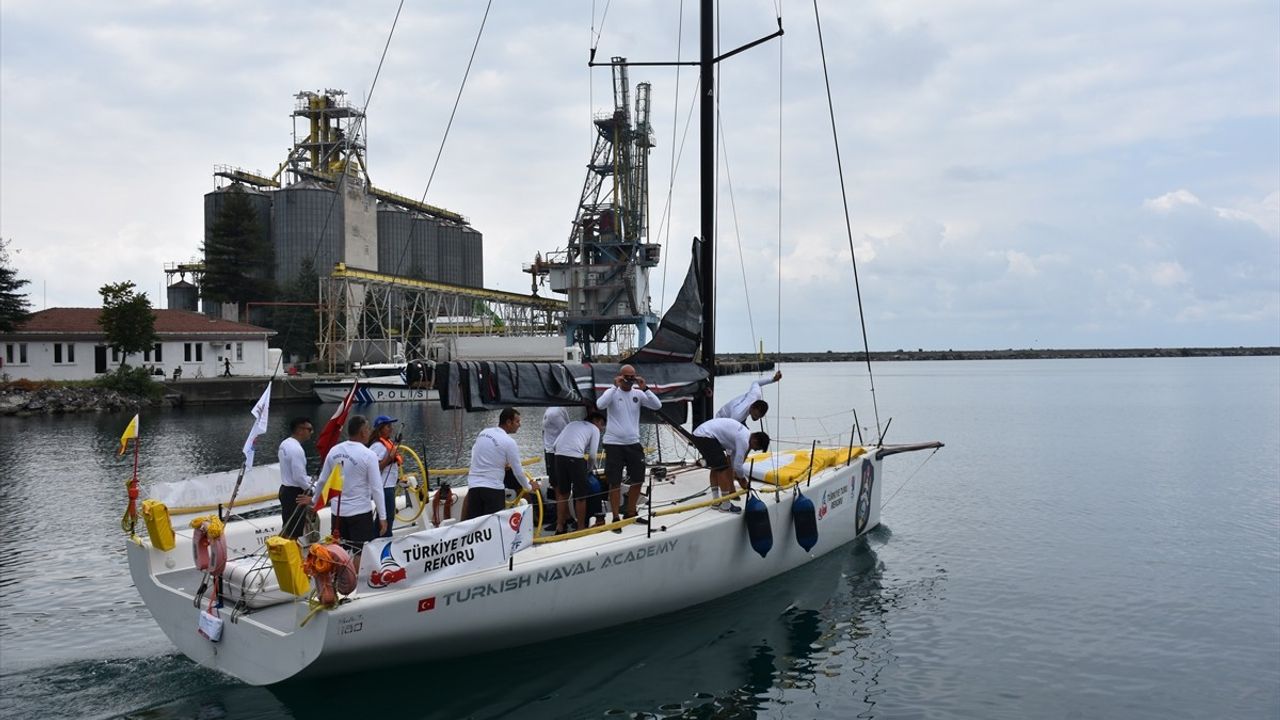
[774,2,785,430]
[590,0,613,56]
[655,77,701,308]
[390,0,494,279]
[715,111,757,352]
[879,447,939,511]
[812,0,881,438]
[658,0,685,310]
[268,0,406,377]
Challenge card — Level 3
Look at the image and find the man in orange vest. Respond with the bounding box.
[369,415,403,537]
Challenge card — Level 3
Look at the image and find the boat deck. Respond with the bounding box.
[147,459,823,631]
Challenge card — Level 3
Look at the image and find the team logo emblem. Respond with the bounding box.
[855,460,875,535]
[368,542,408,588]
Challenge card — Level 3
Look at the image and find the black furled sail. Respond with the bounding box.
[435,240,709,411]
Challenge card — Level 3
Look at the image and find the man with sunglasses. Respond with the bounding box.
[596,364,662,528]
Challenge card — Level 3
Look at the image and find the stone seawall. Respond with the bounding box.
[0,385,151,416]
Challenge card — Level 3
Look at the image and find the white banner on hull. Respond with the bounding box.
[361,506,534,591]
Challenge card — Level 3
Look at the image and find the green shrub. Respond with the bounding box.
[95,366,163,400]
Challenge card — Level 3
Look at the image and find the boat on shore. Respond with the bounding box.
[125,1,942,686]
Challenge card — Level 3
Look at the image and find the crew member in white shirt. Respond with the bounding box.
[715,370,782,424]
[368,415,402,538]
[596,363,663,527]
[316,415,387,574]
[542,405,571,527]
[551,411,607,534]
[691,417,771,513]
[277,417,315,539]
[464,408,540,520]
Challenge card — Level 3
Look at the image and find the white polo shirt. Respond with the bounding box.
[597,386,662,445]
[317,440,386,520]
[553,420,602,464]
[468,426,528,491]
[715,375,777,423]
[542,406,571,452]
[278,436,310,490]
[693,418,752,478]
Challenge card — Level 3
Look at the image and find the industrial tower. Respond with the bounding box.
[527,58,659,359]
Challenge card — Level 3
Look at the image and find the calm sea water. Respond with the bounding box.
[0,358,1277,719]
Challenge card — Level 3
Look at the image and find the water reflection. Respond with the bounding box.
[255,536,888,719]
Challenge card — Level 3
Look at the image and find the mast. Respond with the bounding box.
[695,0,716,425]
[588,1,780,424]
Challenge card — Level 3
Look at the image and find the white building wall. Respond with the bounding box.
[2,338,272,382]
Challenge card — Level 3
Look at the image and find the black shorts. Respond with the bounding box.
[278,485,308,539]
[603,442,646,489]
[335,511,377,554]
[544,452,561,493]
[555,455,591,497]
[462,487,506,520]
[691,435,729,470]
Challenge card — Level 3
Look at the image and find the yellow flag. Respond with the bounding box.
[118,414,139,456]
[313,462,344,510]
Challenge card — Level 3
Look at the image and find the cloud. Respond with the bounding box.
[1,0,1276,352]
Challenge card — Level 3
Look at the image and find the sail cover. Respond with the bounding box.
[434,239,708,411]
[435,360,708,411]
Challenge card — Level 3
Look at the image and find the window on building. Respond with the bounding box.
[112,347,120,363]
[235,342,244,362]
[184,343,193,362]
[19,344,26,364]
[67,344,75,363]
[4,344,12,364]
[54,344,63,364]
[153,343,162,362]
[196,344,203,362]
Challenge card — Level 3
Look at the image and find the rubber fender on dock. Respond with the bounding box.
[792,492,819,552]
[744,495,773,558]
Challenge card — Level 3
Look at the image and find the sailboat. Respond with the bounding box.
[125,1,942,686]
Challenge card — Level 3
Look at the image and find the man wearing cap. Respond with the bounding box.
[369,415,402,537]
[691,417,770,513]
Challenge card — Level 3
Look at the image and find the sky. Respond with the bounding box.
[2,0,1277,352]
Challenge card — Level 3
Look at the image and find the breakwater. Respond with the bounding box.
[719,346,1280,363]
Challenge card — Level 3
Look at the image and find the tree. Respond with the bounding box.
[269,258,320,361]
[0,239,32,332]
[99,281,158,365]
[202,185,275,316]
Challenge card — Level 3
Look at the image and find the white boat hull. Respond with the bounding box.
[313,381,438,404]
[127,455,883,685]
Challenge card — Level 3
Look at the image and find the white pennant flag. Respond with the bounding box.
[242,382,272,468]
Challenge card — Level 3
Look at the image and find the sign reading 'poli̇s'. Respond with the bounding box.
[362,506,534,591]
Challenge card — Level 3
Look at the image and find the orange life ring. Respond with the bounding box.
[190,516,227,576]
[303,543,356,606]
